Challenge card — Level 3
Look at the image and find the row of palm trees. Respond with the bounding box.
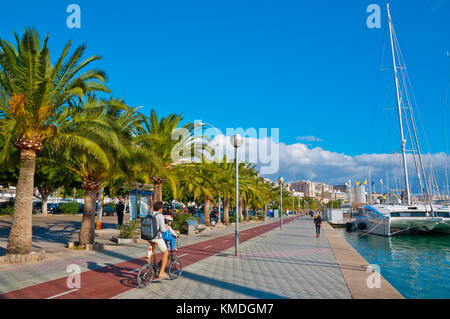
[0,28,301,255]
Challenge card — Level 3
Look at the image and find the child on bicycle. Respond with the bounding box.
[162,215,178,251]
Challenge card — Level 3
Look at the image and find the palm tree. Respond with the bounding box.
[61,97,135,246]
[134,110,209,202]
[0,28,107,254]
[178,160,216,226]
[239,163,260,221]
[209,157,235,224]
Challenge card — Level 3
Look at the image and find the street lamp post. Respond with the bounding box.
[231,134,243,256]
[291,188,295,215]
[278,177,284,230]
[218,195,221,225]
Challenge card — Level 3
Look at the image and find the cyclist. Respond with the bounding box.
[146,201,170,280]
[162,215,178,251]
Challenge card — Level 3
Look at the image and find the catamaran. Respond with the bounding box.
[359,3,449,236]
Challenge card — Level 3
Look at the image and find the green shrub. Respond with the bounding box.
[119,220,141,238]
[229,215,242,223]
[0,203,14,216]
[256,211,266,220]
[172,211,200,234]
[60,202,79,215]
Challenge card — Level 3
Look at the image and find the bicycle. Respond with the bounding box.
[137,238,182,288]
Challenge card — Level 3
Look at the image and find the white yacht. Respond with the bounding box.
[361,204,445,236]
[357,3,450,238]
[433,206,450,234]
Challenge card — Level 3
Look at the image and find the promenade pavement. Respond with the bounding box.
[0,216,289,295]
[115,217,352,299]
[0,215,401,299]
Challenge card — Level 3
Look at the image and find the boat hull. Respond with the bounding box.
[432,219,450,234]
[363,217,442,236]
[390,217,442,233]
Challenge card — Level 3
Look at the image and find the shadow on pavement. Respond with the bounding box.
[85,260,141,289]
[181,270,287,299]
[0,220,118,247]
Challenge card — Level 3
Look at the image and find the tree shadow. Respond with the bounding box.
[180,270,287,299]
[217,252,366,272]
[85,260,142,288]
[0,220,118,248]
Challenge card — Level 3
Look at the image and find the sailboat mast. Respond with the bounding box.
[387,3,411,205]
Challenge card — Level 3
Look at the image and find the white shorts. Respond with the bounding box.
[150,238,168,252]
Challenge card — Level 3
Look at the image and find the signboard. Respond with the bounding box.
[129,189,153,220]
[273,209,279,218]
[129,195,138,220]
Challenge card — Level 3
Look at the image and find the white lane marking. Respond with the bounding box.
[204,245,213,249]
[46,288,79,299]
[178,253,189,258]
[222,240,229,243]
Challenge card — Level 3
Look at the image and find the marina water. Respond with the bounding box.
[336,229,450,299]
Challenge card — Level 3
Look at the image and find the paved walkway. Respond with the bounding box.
[0,217,292,297]
[115,217,351,299]
[0,215,402,299]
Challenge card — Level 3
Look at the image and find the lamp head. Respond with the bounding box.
[230,134,244,148]
[278,177,284,184]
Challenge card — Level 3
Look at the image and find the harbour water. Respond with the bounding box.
[336,229,450,299]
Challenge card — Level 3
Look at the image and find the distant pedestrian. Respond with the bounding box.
[313,212,322,238]
[116,200,125,226]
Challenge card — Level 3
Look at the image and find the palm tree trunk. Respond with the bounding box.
[239,197,243,221]
[264,204,268,220]
[153,183,162,202]
[37,187,52,215]
[203,198,211,226]
[42,194,49,215]
[7,149,36,254]
[79,189,97,247]
[244,202,249,221]
[223,196,230,224]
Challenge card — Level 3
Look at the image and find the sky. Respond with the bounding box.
[0,0,449,191]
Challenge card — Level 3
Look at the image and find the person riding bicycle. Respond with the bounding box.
[162,215,178,251]
[313,212,322,238]
[146,201,170,280]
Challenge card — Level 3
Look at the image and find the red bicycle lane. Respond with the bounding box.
[0,216,297,299]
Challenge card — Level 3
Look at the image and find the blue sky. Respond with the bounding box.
[1,0,449,188]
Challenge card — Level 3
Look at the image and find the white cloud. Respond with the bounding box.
[296,136,323,142]
[206,134,449,193]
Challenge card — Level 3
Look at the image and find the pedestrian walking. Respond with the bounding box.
[313,212,322,238]
[116,200,125,226]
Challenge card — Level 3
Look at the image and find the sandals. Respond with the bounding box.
[158,273,170,280]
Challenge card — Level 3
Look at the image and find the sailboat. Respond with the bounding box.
[360,3,448,236]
